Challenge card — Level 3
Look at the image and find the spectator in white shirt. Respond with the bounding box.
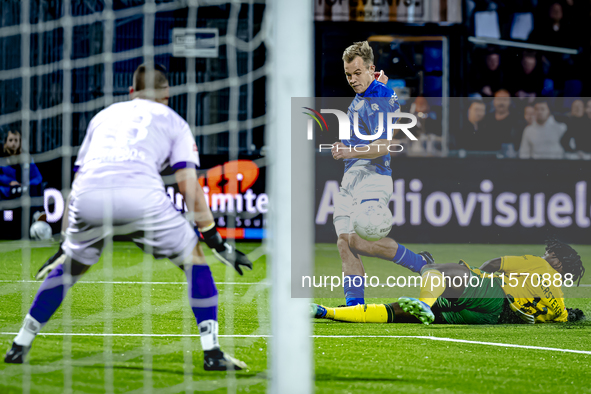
[519,99,566,159]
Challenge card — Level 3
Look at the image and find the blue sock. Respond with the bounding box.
[29,263,77,324]
[344,275,364,306]
[392,244,426,273]
[186,265,218,324]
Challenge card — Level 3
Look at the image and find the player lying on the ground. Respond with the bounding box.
[5,64,252,370]
[333,41,433,307]
[312,238,585,324]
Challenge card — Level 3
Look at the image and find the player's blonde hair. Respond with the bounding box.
[342,41,374,68]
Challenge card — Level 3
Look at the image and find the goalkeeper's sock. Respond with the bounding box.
[333,304,394,323]
[419,270,446,307]
[29,262,78,324]
[186,265,219,351]
[14,314,44,347]
[344,275,364,306]
[198,320,219,351]
[392,244,426,273]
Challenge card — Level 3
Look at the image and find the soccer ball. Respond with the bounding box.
[30,221,52,241]
[352,201,392,242]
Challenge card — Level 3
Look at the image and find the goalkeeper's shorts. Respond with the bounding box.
[432,263,507,325]
[63,188,197,266]
[333,166,393,236]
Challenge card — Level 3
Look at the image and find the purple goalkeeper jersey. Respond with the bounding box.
[73,98,199,194]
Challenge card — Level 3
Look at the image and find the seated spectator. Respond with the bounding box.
[480,89,522,154]
[529,2,580,92]
[508,51,544,99]
[470,50,504,97]
[561,0,591,45]
[0,130,43,199]
[560,99,591,159]
[528,2,576,49]
[518,104,537,143]
[402,96,443,157]
[524,105,535,127]
[519,99,567,159]
[454,100,487,151]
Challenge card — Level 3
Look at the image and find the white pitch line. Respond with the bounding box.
[313,335,591,355]
[0,333,589,355]
[0,280,267,285]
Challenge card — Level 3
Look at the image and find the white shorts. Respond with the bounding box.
[63,188,197,266]
[333,166,393,236]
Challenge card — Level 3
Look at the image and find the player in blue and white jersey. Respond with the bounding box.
[331,42,434,307]
[5,64,251,370]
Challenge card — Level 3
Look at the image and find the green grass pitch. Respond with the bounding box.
[1,241,591,393]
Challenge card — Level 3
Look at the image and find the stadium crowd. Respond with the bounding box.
[399,94,591,160]
[450,95,591,159]
[403,1,591,159]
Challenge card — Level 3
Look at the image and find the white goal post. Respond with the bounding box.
[267,0,314,393]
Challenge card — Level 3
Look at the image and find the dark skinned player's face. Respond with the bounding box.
[344,56,375,95]
[543,251,564,273]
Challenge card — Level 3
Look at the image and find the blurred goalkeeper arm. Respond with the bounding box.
[181,171,252,276]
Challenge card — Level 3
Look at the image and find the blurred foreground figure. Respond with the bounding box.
[5,64,252,371]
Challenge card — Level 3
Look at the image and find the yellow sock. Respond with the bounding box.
[332,304,393,323]
[419,270,446,307]
[325,307,336,319]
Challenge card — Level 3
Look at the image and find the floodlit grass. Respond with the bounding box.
[1,241,590,393]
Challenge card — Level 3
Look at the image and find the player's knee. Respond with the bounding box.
[348,233,365,254]
[191,255,207,266]
[191,244,207,266]
[390,239,399,253]
[178,254,207,271]
[348,232,358,247]
[336,234,350,255]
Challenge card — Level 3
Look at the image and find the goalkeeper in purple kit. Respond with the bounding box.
[5,64,253,371]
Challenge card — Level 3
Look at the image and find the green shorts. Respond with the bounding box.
[432,263,507,325]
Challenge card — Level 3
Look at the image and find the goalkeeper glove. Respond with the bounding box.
[199,223,253,276]
[509,302,535,324]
